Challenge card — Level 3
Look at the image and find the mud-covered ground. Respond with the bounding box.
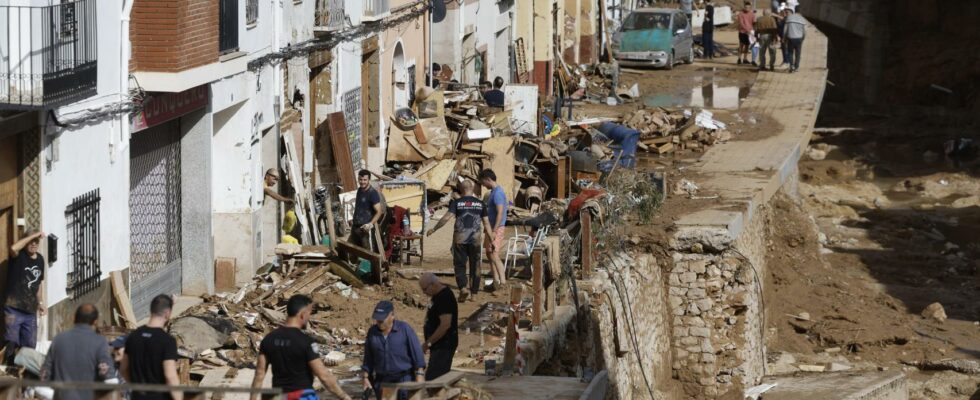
[766,111,980,398]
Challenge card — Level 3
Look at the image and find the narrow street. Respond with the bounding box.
[2,0,978,399]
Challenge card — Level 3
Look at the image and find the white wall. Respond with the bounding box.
[40,119,130,307]
[211,100,253,213]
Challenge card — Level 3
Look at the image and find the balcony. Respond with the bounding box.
[314,0,344,32]
[362,0,389,22]
[0,0,98,109]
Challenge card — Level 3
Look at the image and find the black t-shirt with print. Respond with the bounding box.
[448,196,487,245]
[353,187,382,226]
[125,326,179,400]
[5,250,45,312]
[424,287,458,350]
[260,327,319,392]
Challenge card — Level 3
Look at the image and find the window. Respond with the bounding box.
[623,13,670,31]
[59,0,78,40]
[246,0,258,26]
[65,188,101,299]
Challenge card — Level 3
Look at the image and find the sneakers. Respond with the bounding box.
[459,288,470,302]
[751,61,758,67]
[737,59,743,65]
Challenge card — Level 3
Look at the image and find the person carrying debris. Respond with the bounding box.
[40,304,115,400]
[425,179,494,301]
[478,169,508,291]
[121,295,182,400]
[4,229,46,365]
[361,301,425,400]
[263,168,293,204]
[483,77,505,108]
[349,170,384,251]
[418,273,458,380]
[252,295,352,400]
[783,8,807,73]
[755,9,779,71]
[736,1,756,65]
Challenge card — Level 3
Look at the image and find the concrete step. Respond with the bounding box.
[760,370,907,400]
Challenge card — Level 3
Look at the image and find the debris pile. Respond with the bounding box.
[175,264,367,375]
[621,107,732,154]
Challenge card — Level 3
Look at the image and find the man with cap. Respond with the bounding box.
[264,168,293,204]
[41,304,115,400]
[361,301,425,400]
[252,295,352,400]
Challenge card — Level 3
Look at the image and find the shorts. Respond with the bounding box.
[484,227,505,255]
[738,33,750,46]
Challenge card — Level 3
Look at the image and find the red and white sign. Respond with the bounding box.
[131,85,209,132]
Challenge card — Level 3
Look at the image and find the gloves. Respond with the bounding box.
[360,223,374,232]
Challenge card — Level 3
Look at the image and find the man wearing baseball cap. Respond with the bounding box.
[361,301,425,399]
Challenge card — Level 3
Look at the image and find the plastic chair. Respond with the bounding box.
[504,225,550,275]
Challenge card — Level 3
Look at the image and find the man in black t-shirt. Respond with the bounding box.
[426,180,493,301]
[121,295,181,400]
[252,295,351,400]
[4,229,46,364]
[348,170,384,251]
[418,273,458,380]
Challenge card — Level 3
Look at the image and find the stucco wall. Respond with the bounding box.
[379,1,426,150]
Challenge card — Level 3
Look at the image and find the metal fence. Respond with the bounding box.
[65,188,101,299]
[0,0,98,109]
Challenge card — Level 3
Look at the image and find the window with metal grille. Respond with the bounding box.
[65,188,100,299]
[246,0,258,26]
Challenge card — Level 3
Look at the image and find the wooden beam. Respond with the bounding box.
[110,271,137,329]
[336,240,384,283]
[581,210,593,279]
[326,262,365,288]
[532,249,543,327]
[501,285,523,375]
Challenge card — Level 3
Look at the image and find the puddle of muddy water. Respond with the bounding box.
[643,67,754,109]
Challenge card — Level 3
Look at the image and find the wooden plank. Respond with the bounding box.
[654,142,674,154]
[532,249,543,327]
[214,258,236,292]
[640,136,671,145]
[501,285,523,375]
[412,124,428,144]
[326,262,365,289]
[557,156,569,199]
[482,137,517,202]
[413,159,456,191]
[110,271,137,329]
[336,240,384,283]
[281,267,331,299]
[382,371,465,391]
[581,211,593,279]
[327,112,357,192]
[281,133,319,244]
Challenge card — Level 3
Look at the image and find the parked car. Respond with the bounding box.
[612,8,694,69]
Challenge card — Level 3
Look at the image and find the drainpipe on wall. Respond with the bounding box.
[119,0,134,159]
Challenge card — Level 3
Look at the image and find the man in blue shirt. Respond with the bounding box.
[361,301,425,400]
[483,77,505,108]
[478,169,508,291]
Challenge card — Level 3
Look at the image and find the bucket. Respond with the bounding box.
[321,235,332,246]
[356,258,372,277]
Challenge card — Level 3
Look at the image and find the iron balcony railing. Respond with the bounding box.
[363,0,389,22]
[0,0,97,109]
[314,0,343,31]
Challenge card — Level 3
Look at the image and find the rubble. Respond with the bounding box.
[620,107,733,154]
[921,302,947,323]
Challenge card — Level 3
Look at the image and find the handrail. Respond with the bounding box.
[0,378,282,396]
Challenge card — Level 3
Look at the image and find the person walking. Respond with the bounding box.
[777,7,791,67]
[4,229,46,365]
[736,2,756,65]
[680,0,695,23]
[426,180,494,302]
[783,8,807,72]
[477,169,508,291]
[252,295,352,400]
[702,0,716,60]
[755,9,779,71]
[121,295,181,400]
[361,301,425,400]
[418,273,458,381]
[349,170,384,251]
[40,304,115,400]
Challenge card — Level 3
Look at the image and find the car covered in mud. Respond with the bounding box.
[612,8,694,69]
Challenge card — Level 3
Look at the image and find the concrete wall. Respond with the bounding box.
[180,108,214,295]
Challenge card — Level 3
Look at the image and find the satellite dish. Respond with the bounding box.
[431,0,446,23]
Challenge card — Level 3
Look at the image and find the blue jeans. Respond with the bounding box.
[787,38,804,70]
[4,306,37,362]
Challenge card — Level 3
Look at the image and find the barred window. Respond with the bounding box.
[65,189,101,299]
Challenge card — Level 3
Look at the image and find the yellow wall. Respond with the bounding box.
[379,0,427,149]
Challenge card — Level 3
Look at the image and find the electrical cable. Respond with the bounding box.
[724,246,768,376]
